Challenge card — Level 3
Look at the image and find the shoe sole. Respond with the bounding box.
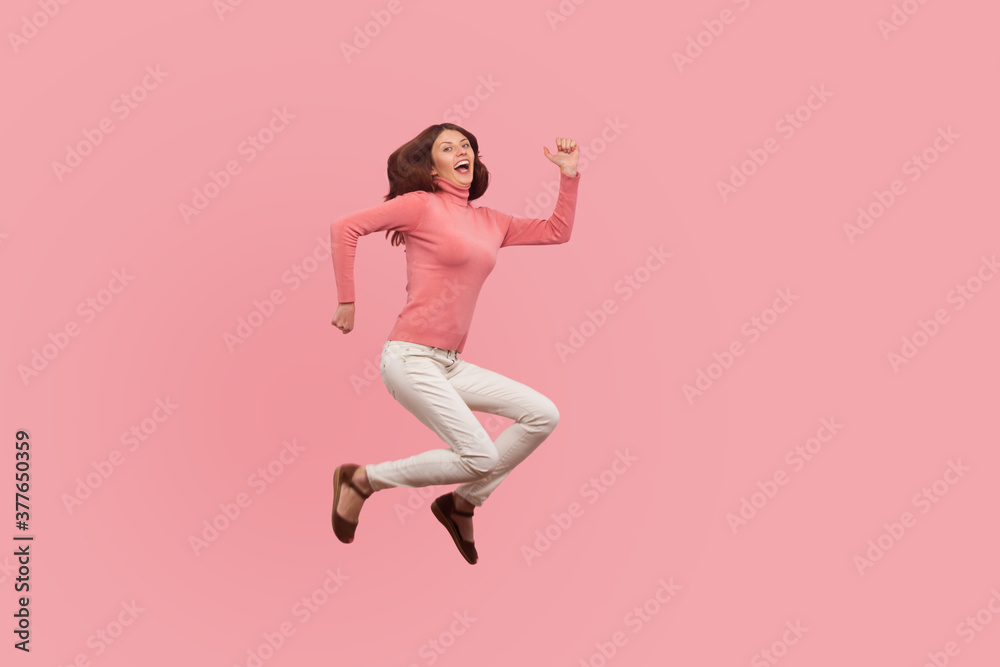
[331,465,359,543]
[431,499,477,565]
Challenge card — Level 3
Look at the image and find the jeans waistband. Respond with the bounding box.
[385,339,457,361]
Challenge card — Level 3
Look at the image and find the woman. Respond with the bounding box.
[329,122,581,564]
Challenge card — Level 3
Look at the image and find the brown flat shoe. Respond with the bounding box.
[431,492,478,564]
[332,464,372,544]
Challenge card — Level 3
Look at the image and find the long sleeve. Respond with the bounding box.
[498,171,581,248]
[330,190,429,303]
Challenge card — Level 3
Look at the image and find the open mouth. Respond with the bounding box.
[455,159,470,174]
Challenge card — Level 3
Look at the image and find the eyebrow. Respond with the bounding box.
[439,138,469,145]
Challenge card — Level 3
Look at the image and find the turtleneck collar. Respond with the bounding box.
[432,176,471,206]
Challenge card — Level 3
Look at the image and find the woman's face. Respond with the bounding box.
[429,129,474,189]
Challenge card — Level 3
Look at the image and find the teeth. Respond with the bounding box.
[456,160,469,169]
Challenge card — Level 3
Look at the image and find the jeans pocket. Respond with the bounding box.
[383,340,408,364]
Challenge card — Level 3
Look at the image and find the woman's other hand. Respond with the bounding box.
[332,302,355,334]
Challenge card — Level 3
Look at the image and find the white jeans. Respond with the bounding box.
[366,339,560,507]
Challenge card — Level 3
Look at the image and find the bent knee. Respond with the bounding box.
[533,398,560,432]
[462,446,499,476]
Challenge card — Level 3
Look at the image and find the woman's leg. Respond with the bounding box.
[445,359,560,507]
[368,340,559,505]
[365,341,500,491]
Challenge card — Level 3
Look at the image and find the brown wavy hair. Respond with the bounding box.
[383,123,491,247]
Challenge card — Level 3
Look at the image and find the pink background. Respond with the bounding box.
[3,0,999,665]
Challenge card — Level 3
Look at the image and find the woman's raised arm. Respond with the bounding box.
[497,170,581,248]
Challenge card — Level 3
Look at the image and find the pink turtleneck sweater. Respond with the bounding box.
[330,171,581,353]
